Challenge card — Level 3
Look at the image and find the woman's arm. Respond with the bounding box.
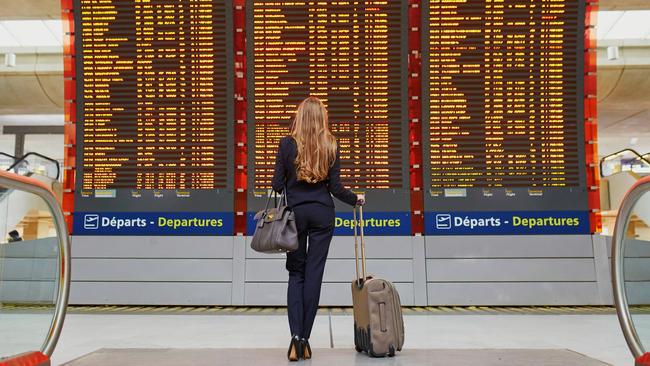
[327,149,358,206]
[271,139,286,193]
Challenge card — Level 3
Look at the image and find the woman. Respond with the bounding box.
[272,97,364,361]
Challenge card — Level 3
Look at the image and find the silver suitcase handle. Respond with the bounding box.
[353,205,366,286]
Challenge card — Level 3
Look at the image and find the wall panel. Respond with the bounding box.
[245,282,415,306]
[424,235,610,305]
[72,259,233,282]
[70,282,232,305]
[427,282,601,306]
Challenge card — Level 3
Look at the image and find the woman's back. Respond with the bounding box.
[272,136,357,208]
[272,97,357,208]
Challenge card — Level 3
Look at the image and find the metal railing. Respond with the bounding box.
[6,152,61,181]
[612,175,650,359]
[601,149,650,178]
[0,169,70,357]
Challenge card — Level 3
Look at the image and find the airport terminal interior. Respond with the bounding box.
[1,0,650,365]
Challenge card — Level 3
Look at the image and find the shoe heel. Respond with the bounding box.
[301,338,312,359]
[288,336,302,362]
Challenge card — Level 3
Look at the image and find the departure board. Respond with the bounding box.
[422,0,589,235]
[247,0,410,216]
[73,0,234,235]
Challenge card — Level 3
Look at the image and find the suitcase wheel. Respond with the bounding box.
[355,345,363,353]
[388,345,395,357]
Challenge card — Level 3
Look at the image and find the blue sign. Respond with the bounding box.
[247,211,410,236]
[424,211,590,235]
[74,212,234,235]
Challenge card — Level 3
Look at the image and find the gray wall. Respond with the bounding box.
[620,237,650,305]
[0,237,59,303]
[425,235,612,305]
[68,234,615,306]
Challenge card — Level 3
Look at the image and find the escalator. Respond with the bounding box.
[0,169,71,365]
[600,150,650,235]
[601,149,650,179]
[0,152,61,202]
[612,176,650,366]
[0,153,62,239]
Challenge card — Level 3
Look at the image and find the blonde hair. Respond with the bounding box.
[290,97,337,183]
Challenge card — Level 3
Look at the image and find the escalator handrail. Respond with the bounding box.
[0,152,16,160]
[600,148,650,177]
[0,170,70,357]
[612,175,650,358]
[6,152,61,181]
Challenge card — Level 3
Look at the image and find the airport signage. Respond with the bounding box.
[74,212,234,235]
[424,211,590,235]
[247,212,411,236]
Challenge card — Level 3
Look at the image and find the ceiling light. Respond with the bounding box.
[605,11,650,40]
[0,24,19,47]
[43,20,64,44]
[597,11,624,40]
[1,20,60,47]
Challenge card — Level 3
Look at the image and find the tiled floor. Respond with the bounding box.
[48,312,634,365]
[62,348,610,366]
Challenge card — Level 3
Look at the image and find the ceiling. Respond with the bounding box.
[0,2,60,20]
[600,0,650,10]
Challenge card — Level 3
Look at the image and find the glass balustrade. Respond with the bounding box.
[613,176,650,360]
[0,170,70,360]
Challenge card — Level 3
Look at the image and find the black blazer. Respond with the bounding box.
[272,136,357,208]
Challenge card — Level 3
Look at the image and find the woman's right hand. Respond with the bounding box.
[356,194,366,206]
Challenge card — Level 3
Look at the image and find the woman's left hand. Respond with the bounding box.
[356,194,366,206]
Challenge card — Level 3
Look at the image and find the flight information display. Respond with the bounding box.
[72,0,233,235]
[246,0,411,235]
[423,0,589,235]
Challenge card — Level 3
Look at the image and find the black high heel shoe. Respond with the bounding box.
[287,335,302,362]
[301,338,312,359]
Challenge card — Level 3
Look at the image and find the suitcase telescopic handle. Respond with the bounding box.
[353,205,366,287]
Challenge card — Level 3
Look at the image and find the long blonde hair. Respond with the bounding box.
[290,97,337,183]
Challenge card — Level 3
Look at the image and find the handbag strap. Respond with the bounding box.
[264,186,288,211]
[275,185,288,209]
[263,189,277,212]
[281,185,288,207]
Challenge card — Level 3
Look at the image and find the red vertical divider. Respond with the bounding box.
[585,1,600,233]
[408,0,424,235]
[61,0,76,233]
[233,0,248,235]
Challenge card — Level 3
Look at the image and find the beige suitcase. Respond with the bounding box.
[351,206,405,357]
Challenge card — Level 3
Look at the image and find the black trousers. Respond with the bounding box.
[286,203,335,339]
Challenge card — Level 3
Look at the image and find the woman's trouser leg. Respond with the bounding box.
[302,221,334,339]
[286,211,308,337]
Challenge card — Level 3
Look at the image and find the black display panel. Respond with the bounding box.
[73,0,233,235]
[246,0,410,232]
[422,0,589,235]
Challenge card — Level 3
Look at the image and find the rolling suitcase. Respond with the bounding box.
[351,205,405,357]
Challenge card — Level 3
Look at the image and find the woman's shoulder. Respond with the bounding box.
[279,135,295,147]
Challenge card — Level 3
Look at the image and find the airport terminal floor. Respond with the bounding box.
[3,0,650,365]
[45,307,630,365]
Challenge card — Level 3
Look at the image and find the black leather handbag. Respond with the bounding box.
[250,190,299,253]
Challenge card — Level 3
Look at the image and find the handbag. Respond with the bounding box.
[250,190,299,253]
